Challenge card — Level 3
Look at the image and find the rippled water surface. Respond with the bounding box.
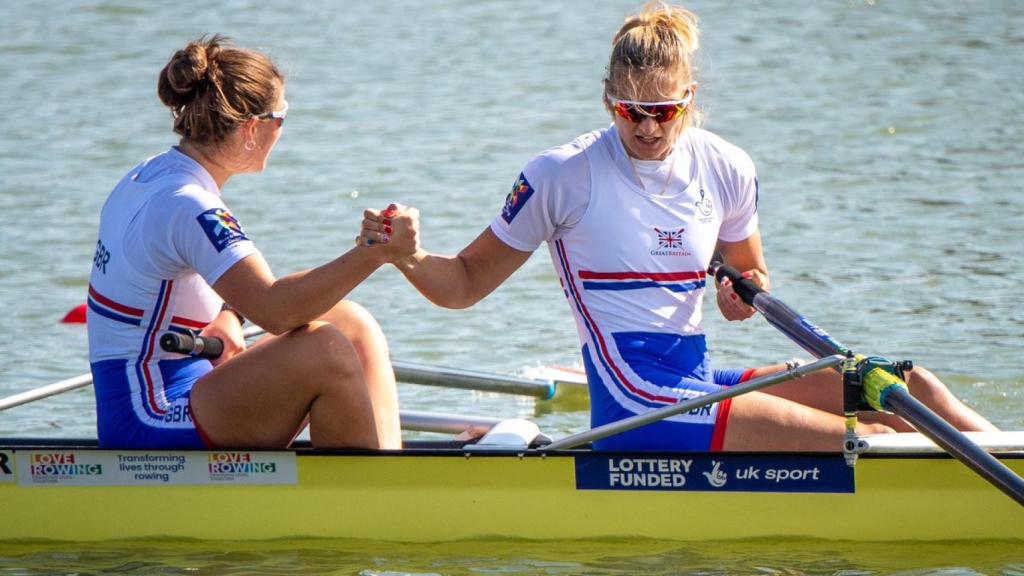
[2,539,1024,576]
[1,0,1022,573]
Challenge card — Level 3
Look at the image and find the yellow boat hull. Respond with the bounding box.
[2,443,1022,542]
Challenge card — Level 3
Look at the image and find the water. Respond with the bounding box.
[1,0,1022,572]
[1,539,1023,576]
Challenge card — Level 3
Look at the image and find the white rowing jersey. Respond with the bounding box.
[490,125,759,417]
[88,146,259,364]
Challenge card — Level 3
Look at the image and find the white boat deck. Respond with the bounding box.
[855,431,1024,454]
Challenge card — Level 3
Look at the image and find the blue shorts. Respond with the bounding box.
[92,357,214,449]
[584,332,753,452]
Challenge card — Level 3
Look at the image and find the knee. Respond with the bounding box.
[327,301,389,354]
[300,322,362,380]
[905,366,951,402]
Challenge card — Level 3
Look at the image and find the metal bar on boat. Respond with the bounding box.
[392,360,556,399]
[399,410,501,435]
[709,257,1024,507]
[542,354,845,450]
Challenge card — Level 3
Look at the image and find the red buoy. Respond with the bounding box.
[61,304,87,324]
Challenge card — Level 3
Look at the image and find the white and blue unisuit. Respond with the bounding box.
[88,147,258,449]
[490,126,760,451]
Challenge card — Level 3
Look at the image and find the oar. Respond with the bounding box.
[393,360,559,398]
[159,331,572,399]
[399,410,501,436]
[0,325,268,412]
[0,374,94,412]
[709,257,1024,506]
[542,354,844,450]
[0,328,579,411]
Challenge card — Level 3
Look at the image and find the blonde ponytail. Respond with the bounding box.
[604,2,701,125]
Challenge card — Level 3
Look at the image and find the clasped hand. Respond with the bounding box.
[357,203,420,263]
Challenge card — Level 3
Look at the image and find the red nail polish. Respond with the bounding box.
[730,294,737,301]
[383,225,393,234]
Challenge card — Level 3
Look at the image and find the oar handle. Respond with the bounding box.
[159,332,224,359]
[707,257,765,306]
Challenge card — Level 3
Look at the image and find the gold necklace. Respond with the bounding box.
[627,152,675,196]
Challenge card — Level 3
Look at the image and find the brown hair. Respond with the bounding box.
[157,35,284,146]
[603,2,701,124]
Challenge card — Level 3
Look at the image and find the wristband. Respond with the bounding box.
[220,303,245,325]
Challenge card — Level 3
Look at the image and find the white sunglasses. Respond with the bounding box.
[255,100,288,123]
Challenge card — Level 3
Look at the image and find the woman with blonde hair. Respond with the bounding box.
[88,36,406,450]
[361,4,995,451]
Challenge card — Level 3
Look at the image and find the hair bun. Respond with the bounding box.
[157,34,283,146]
[158,38,222,109]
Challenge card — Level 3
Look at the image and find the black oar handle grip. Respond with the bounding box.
[708,256,766,306]
[159,332,224,359]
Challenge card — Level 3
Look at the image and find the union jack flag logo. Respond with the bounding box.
[654,227,685,249]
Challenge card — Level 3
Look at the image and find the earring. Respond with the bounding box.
[244,140,256,151]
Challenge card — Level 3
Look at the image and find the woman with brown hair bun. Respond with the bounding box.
[359,3,995,452]
[88,36,405,450]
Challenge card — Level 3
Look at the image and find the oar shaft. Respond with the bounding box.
[0,374,93,411]
[711,259,1024,506]
[885,386,1024,506]
[0,326,560,412]
[755,295,849,361]
[399,410,501,435]
[393,360,555,399]
[542,355,845,450]
[165,331,558,399]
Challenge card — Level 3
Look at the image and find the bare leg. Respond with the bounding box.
[190,321,380,449]
[751,363,998,432]
[316,301,402,449]
[901,366,998,431]
[722,391,893,452]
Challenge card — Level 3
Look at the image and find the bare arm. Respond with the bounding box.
[211,247,388,335]
[393,228,532,309]
[714,230,770,321]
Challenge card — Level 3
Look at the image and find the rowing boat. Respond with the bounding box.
[9,287,1021,543]
[3,428,1022,542]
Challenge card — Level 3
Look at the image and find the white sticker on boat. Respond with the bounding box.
[15,450,297,487]
[0,451,14,482]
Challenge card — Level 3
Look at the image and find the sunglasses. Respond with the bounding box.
[255,100,288,125]
[610,91,693,124]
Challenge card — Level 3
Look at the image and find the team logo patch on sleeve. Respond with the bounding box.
[501,173,535,224]
[197,208,249,253]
